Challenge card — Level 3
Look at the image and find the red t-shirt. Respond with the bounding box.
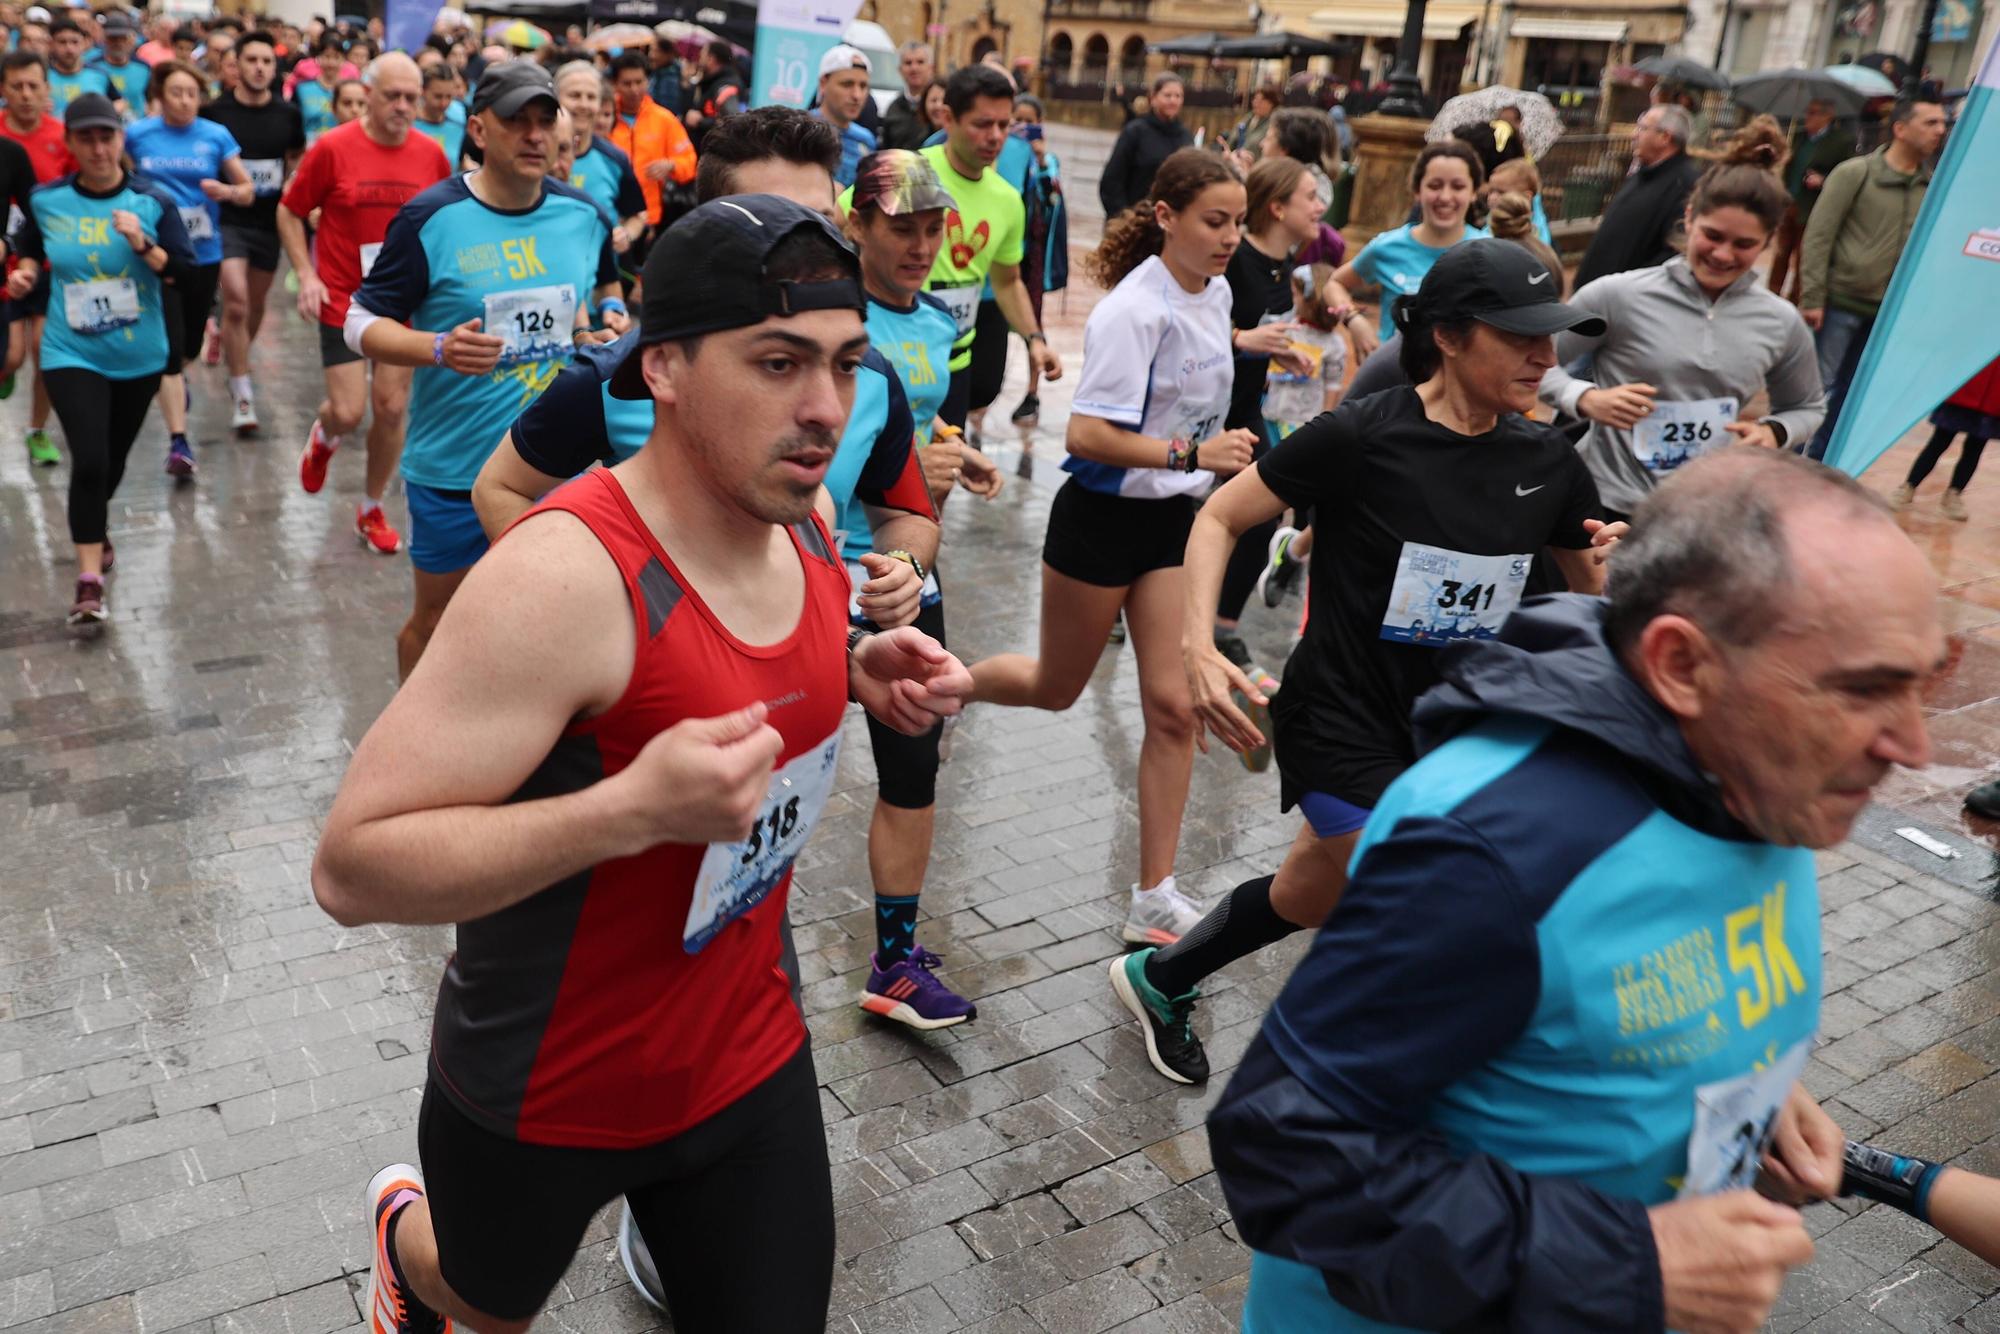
[279,119,448,328]
[1,113,77,184]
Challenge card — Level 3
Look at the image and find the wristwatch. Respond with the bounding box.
[882,549,928,582]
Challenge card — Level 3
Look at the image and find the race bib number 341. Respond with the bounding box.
[1380,542,1532,646]
[683,734,841,953]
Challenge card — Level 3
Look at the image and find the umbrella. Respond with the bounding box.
[1821,62,1898,97]
[1211,32,1348,59]
[1731,67,1875,118]
[586,22,655,50]
[1149,32,1234,56]
[433,5,472,31]
[1424,86,1564,157]
[653,19,717,44]
[1633,54,1732,92]
[1853,51,1912,85]
[485,18,551,49]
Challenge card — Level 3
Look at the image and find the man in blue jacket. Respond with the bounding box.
[1209,446,1945,1333]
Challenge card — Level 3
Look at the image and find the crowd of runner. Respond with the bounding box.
[1,11,1989,1330]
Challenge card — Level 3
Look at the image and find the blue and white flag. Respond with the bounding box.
[750,0,860,109]
[1827,34,2000,475]
[386,0,445,54]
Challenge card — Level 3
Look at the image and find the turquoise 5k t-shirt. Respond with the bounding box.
[294,80,337,144]
[126,115,242,266]
[1350,222,1491,339]
[46,64,112,117]
[865,291,956,449]
[570,136,644,230]
[20,172,198,378]
[354,175,617,491]
[413,117,465,172]
[91,57,147,113]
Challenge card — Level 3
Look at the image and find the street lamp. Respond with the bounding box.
[1376,0,1429,115]
[1906,0,1942,95]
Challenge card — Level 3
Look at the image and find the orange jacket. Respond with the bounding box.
[611,97,696,225]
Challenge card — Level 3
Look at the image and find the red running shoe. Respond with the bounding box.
[356,505,403,556]
[300,419,335,494]
[362,1164,451,1334]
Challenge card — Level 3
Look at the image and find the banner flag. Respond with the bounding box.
[1827,33,2000,476]
[750,0,860,109]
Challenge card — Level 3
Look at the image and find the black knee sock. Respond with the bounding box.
[1143,875,1297,997]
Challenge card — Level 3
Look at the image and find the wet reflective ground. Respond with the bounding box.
[5,199,2000,1329]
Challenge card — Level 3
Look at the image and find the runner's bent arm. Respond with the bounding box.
[989,261,1060,380]
[314,512,781,927]
[1753,312,1828,449]
[472,431,567,541]
[274,203,314,280]
[1184,463,1295,752]
[1067,413,1255,475]
[1538,277,1616,418]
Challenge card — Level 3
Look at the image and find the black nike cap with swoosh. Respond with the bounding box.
[1400,237,1607,338]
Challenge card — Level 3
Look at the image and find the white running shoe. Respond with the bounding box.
[1121,878,1203,946]
[231,397,258,436]
[617,1201,668,1313]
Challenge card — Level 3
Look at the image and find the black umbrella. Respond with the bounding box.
[1149,32,1235,55]
[1212,32,1349,59]
[1633,54,1732,91]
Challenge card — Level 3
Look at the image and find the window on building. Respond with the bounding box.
[1047,30,1074,80]
[1083,32,1110,78]
[1118,34,1145,83]
[1521,37,1608,93]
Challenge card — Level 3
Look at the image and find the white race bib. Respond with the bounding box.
[242,157,283,196]
[5,203,21,237]
[1633,396,1738,473]
[931,282,979,336]
[62,275,140,335]
[178,205,214,242]
[1679,1037,1812,1198]
[684,734,841,953]
[1380,542,1533,646]
[358,241,383,277]
[484,282,577,365]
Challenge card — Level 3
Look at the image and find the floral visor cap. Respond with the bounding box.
[851,149,958,217]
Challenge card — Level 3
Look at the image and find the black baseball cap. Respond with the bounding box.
[609,194,865,400]
[1401,238,1606,338]
[100,11,139,34]
[62,93,122,134]
[471,61,559,118]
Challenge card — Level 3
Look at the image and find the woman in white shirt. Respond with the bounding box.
[967,148,1258,949]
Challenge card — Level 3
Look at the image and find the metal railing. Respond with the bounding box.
[1535,131,1635,222]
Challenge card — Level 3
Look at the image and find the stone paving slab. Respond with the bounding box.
[5,230,2000,1334]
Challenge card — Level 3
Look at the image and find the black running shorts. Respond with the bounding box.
[1041,477,1199,587]
[416,1042,832,1328]
[860,594,948,809]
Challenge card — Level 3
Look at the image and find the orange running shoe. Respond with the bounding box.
[356,504,403,556]
[300,419,335,494]
[362,1164,452,1334]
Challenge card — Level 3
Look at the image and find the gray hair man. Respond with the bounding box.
[879,38,936,150]
[1211,446,1942,1333]
[1575,101,1702,287]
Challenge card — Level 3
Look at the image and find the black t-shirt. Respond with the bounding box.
[1258,386,1602,808]
[0,135,36,242]
[201,93,305,230]
[1225,238,1293,433]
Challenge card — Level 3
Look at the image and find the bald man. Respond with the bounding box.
[280,50,452,557]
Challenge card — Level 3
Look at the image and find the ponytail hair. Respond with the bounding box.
[1686,114,1791,236]
[1086,148,1242,289]
[1486,191,1566,297]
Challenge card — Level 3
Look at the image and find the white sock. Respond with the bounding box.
[1137,874,1177,897]
[229,375,252,401]
[358,499,382,518]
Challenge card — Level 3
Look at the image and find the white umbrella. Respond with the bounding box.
[1821,63,1899,97]
[1425,87,1564,158]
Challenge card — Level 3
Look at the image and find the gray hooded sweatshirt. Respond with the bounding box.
[1540,257,1825,515]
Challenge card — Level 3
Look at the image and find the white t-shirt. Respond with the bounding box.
[1064,254,1233,500]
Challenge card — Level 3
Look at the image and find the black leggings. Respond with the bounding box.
[1906,427,1989,492]
[968,298,1010,412]
[47,367,163,545]
[162,262,222,376]
[863,595,947,809]
[417,1043,832,1328]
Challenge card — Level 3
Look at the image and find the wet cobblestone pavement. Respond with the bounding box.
[8,178,2000,1331]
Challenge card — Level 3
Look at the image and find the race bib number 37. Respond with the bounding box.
[683,734,841,953]
[1380,542,1532,646]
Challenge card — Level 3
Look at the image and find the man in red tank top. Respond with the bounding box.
[312,197,974,1334]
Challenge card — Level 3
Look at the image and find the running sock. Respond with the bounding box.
[1842,1140,1944,1223]
[875,894,920,965]
[1145,875,1296,998]
[78,572,103,586]
[358,499,383,519]
[229,375,252,401]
